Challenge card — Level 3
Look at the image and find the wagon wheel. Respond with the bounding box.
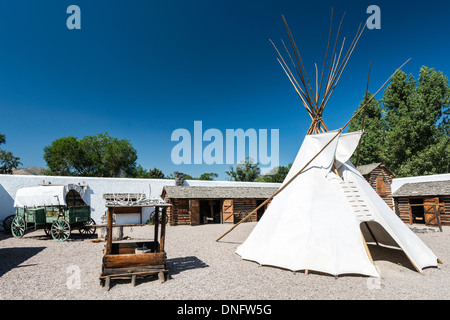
[79,218,96,237]
[2,215,15,233]
[51,219,71,242]
[11,216,26,238]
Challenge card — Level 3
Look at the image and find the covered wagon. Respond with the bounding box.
[11,184,96,241]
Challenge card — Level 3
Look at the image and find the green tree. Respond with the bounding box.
[348,66,450,177]
[256,163,292,183]
[133,165,165,179]
[225,157,261,181]
[198,172,218,181]
[348,91,385,166]
[43,136,85,176]
[381,66,450,176]
[43,132,138,177]
[0,134,21,174]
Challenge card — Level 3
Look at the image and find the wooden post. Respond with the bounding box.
[432,204,443,232]
[154,207,159,252]
[105,207,113,255]
[361,231,374,266]
[160,207,167,251]
[408,202,413,225]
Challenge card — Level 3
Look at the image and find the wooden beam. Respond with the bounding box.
[105,207,113,255]
[160,207,167,251]
[154,207,159,252]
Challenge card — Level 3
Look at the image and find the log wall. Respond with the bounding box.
[362,165,394,209]
[394,196,450,226]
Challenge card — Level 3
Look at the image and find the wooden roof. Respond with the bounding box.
[393,180,450,197]
[162,186,280,199]
[356,163,382,176]
[356,163,394,177]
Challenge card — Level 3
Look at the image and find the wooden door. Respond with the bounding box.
[189,200,200,226]
[424,197,440,226]
[222,199,234,224]
[375,176,386,195]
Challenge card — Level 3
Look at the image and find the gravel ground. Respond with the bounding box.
[0,222,448,300]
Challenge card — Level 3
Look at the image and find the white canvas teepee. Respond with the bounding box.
[235,130,440,277]
[217,11,440,277]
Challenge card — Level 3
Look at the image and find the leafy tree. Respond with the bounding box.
[0,134,21,174]
[348,66,450,177]
[256,163,292,183]
[43,132,138,177]
[348,91,385,166]
[43,136,85,176]
[225,157,261,181]
[133,165,165,179]
[198,172,218,181]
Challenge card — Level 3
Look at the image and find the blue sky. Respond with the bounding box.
[1,0,449,180]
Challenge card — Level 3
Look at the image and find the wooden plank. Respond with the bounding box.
[189,200,200,226]
[100,268,168,279]
[102,265,166,276]
[222,199,234,224]
[103,252,166,269]
[424,197,439,226]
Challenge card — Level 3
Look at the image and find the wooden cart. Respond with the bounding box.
[11,185,95,241]
[99,200,171,290]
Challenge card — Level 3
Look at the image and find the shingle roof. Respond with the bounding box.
[356,163,382,176]
[392,180,450,197]
[162,186,279,199]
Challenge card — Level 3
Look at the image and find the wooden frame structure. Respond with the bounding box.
[99,198,171,290]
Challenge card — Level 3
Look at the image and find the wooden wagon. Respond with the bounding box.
[99,197,171,290]
[11,184,95,241]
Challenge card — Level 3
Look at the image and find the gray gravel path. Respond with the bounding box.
[0,222,448,300]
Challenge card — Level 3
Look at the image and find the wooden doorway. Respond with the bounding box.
[256,200,266,221]
[199,200,221,224]
[409,198,425,224]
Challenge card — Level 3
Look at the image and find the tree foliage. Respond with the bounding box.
[133,165,165,179]
[198,172,218,181]
[256,163,292,183]
[43,132,138,177]
[225,157,261,182]
[0,134,21,174]
[349,66,450,177]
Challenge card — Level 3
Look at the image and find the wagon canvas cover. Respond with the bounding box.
[14,184,87,208]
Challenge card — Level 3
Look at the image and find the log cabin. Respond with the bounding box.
[392,180,450,227]
[161,185,278,226]
[356,163,395,209]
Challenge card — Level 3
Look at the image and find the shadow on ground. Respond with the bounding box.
[167,256,209,276]
[0,246,46,277]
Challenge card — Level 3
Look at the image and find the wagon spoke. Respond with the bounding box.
[11,216,26,238]
[51,219,71,242]
[79,218,96,237]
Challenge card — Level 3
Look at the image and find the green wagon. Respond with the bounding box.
[11,184,96,241]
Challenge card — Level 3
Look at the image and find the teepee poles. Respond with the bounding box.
[271,11,365,135]
[215,58,411,242]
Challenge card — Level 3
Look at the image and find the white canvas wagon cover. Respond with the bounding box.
[14,184,87,208]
